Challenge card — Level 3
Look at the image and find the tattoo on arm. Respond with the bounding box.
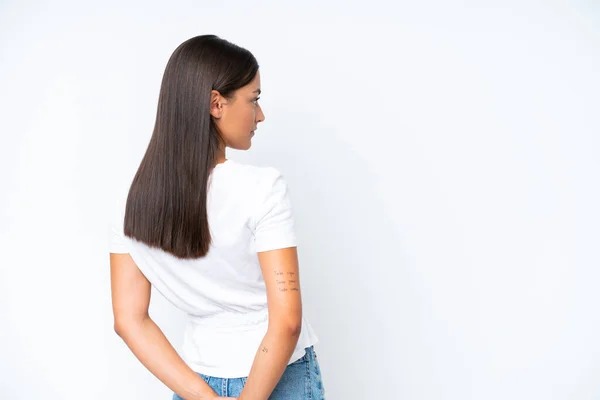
[274,270,299,292]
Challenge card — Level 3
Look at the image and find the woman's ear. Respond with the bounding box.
[210,90,224,118]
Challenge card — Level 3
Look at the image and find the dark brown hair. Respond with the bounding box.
[124,35,259,259]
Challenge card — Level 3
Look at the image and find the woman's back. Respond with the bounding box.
[109,158,319,378]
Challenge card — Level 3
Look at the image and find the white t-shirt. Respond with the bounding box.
[108,159,319,378]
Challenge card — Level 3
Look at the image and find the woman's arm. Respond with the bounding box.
[110,253,218,400]
[237,247,303,400]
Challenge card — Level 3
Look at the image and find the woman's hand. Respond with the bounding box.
[212,397,236,400]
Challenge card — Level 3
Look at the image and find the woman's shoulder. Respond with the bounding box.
[225,159,285,184]
[224,161,291,207]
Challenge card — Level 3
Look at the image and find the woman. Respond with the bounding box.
[108,35,325,399]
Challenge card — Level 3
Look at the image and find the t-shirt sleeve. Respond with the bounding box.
[108,197,129,254]
[252,170,298,252]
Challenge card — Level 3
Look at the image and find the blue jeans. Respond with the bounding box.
[173,346,325,399]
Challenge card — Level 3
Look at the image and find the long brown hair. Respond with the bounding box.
[124,35,259,259]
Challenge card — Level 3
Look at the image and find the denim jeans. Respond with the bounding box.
[173,345,325,399]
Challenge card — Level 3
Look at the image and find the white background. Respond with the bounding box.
[1,1,599,399]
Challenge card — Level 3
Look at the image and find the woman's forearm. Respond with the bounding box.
[115,316,216,400]
[237,325,301,400]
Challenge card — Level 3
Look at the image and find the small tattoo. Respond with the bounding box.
[275,270,284,276]
[288,280,296,284]
[262,347,268,353]
[276,280,286,285]
[290,288,299,291]
[278,288,289,292]
[287,272,295,277]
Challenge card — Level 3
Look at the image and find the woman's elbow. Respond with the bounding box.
[287,321,302,336]
[113,320,128,337]
[270,315,302,336]
[113,315,146,337]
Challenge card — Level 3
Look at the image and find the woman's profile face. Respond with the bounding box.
[210,70,265,150]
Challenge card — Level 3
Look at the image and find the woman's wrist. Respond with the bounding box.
[185,381,219,400]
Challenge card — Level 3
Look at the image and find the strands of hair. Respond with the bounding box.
[124,35,259,259]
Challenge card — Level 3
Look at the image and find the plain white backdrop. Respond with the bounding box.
[1,1,599,399]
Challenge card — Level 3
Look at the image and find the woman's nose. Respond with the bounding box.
[256,104,265,123]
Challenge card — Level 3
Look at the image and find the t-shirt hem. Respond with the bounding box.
[255,240,298,253]
[183,337,320,379]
